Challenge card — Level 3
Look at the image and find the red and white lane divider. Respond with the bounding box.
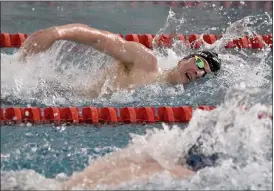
[0,33,272,49]
[0,106,271,126]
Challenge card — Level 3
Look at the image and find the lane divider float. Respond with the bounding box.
[0,106,271,126]
[1,33,272,49]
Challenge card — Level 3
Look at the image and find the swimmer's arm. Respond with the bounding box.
[63,148,194,189]
[20,24,157,72]
[56,24,158,72]
[63,162,194,190]
[168,164,195,178]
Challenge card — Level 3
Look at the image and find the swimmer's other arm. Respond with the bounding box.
[62,148,194,189]
[19,24,158,72]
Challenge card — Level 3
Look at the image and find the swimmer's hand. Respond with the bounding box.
[19,27,60,58]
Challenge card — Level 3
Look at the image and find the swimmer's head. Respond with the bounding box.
[168,51,221,85]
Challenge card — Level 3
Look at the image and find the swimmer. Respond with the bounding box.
[18,23,221,98]
[60,141,218,189]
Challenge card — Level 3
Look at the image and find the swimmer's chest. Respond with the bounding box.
[85,62,159,98]
[112,61,159,88]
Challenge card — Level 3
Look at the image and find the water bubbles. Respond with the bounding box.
[1,153,10,159]
[26,122,32,127]
[25,111,30,116]
[55,173,69,182]
[239,82,246,89]
[56,124,66,132]
[31,147,37,152]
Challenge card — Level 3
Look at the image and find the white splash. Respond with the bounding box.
[119,84,272,190]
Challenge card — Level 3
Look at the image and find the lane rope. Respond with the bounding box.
[0,33,272,49]
[0,106,271,126]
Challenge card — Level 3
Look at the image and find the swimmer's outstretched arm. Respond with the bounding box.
[62,147,194,190]
[19,24,158,72]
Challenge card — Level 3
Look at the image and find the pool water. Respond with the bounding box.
[1,1,273,190]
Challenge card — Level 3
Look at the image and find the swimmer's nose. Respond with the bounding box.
[196,70,205,78]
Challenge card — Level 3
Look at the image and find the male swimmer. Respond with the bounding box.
[18,23,221,98]
[16,24,221,188]
[61,143,218,189]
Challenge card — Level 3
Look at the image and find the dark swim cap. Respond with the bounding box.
[193,51,221,73]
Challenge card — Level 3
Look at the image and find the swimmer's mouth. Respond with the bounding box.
[185,73,191,81]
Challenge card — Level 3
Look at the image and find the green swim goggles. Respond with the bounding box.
[194,55,207,77]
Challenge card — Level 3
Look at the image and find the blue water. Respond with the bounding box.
[1,1,273,190]
[1,125,162,177]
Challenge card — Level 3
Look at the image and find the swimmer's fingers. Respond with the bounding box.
[19,34,41,58]
[18,39,33,60]
[19,27,59,59]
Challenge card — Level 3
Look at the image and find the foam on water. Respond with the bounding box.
[1,10,272,190]
[122,86,272,190]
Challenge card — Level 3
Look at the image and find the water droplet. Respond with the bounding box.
[26,122,32,126]
[25,111,29,116]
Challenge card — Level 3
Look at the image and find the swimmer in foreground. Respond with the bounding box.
[18,23,221,98]
[61,141,217,189]
[62,146,194,189]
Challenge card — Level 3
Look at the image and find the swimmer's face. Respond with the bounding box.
[176,56,212,84]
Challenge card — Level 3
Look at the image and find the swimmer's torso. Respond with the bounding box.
[86,60,161,98]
